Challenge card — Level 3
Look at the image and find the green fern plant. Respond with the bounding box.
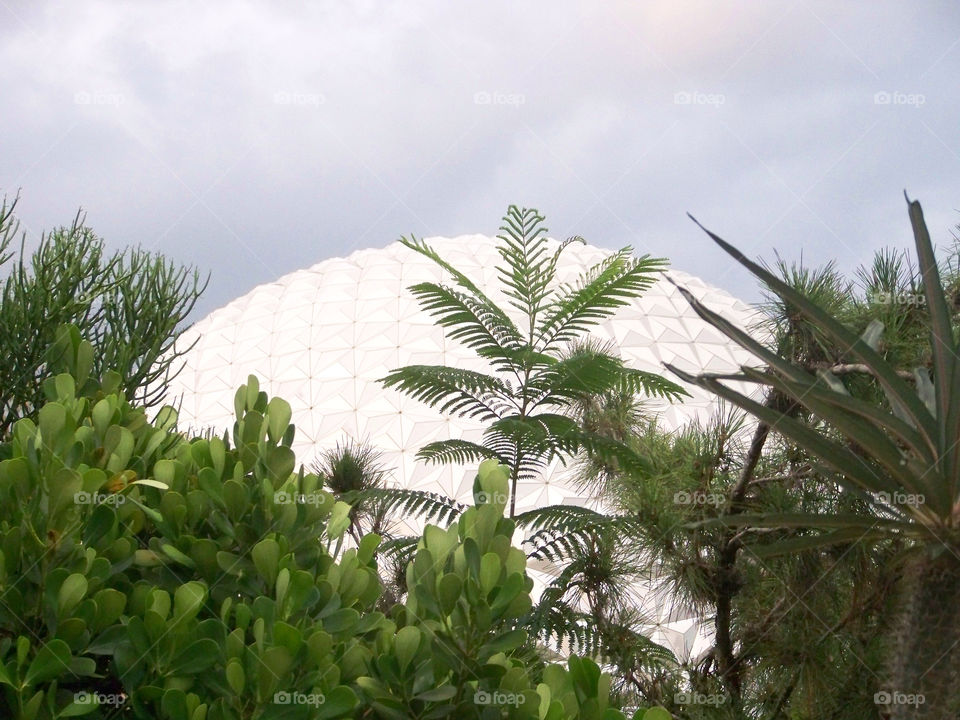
[381,205,686,517]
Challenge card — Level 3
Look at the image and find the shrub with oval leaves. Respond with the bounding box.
[0,325,665,720]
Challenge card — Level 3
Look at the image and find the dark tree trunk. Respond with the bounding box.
[886,550,960,719]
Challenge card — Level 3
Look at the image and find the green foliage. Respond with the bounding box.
[0,327,630,719]
[672,196,960,548]
[312,439,396,542]
[661,196,960,715]
[0,333,376,718]
[0,194,207,438]
[381,205,686,517]
[360,460,635,719]
[375,206,687,695]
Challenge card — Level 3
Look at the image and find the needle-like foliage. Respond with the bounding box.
[0,194,207,437]
[669,195,960,716]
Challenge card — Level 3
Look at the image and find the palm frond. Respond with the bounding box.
[352,487,467,526]
[313,438,388,495]
[415,439,503,466]
[380,364,510,420]
[536,251,667,351]
[403,281,523,371]
[400,235,524,349]
[907,195,960,507]
[686,212,939,456]
[495,206,554,328]
[615,368,689,401]
[667,364,904,503]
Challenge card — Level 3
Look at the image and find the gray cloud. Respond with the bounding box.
[2,0,958,319]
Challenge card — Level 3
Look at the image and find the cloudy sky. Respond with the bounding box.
[2,1,959,319]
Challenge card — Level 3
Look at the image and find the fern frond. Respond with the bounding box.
[400,236,524,349]
[352,487,467,526]
[526,528,594,562]
[514,504,607,530]
[537,251,667,351]
[523,512,643,561]
[496,206,552,326]
[378,535,421,559]
[525,598,599,655]
[615,368,690,401]
[380,364,509,420]
[415,439,503,466]
[404,281,523,370]
[527,350,625,408]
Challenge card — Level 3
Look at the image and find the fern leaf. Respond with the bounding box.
[615,367,690,400]
[415,439,503,466]
[527,350,625,408]
[380,364,510,420]
[405,281,523,370]
[353,487,467,526]
[400,236,523,351]
[537,251,667,350]
[496,206,553,325]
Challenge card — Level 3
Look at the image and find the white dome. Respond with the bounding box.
[163,233,762,661]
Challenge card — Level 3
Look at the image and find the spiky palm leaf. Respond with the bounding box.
[670,195,960,715]
[668,195,960,546]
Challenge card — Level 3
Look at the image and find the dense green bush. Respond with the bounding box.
[0,195,207,438]
[0,325,662,719]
